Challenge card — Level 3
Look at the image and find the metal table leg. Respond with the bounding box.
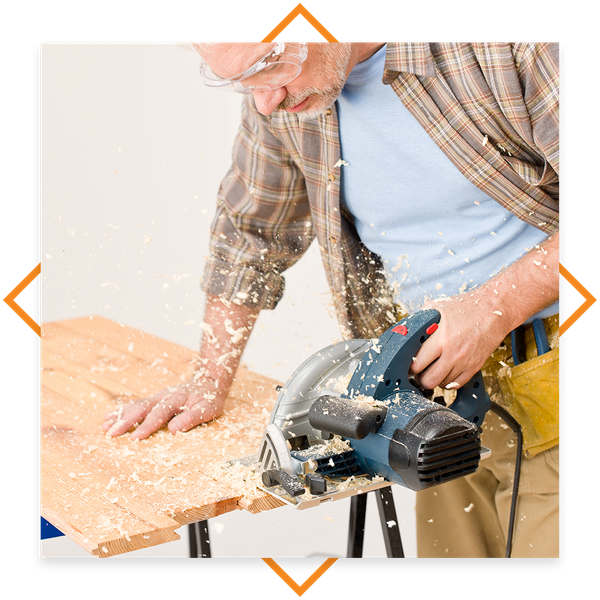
[375,487,404,558]
[188,520,211,558]
[346,487,404,558]
[347,493,368,557]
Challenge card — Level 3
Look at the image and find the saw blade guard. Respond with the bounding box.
[257,338,371,474]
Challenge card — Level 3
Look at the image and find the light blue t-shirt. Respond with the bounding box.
[337,45,557,321]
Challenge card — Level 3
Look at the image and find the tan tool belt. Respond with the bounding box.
[482,314,559,457]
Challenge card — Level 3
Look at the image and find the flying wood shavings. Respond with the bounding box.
[213,522,225,533]
[336,475,384,492]
[224,319,246,344]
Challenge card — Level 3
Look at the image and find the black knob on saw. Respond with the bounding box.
[305,473,327,495]
[261,468,305,497]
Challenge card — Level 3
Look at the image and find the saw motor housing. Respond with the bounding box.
[309,389,483,491]
[257,309,490,497]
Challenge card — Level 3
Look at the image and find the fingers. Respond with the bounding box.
[102,389,181,439]
[129,389,187,441]
[101,384,225,440]
[411,337,486,391]
[409,331,448,389]
[411,331,476,390]
[102,401,151,435]
[168,398,223,434]
[410,324,473,390]
[104,415,137,437]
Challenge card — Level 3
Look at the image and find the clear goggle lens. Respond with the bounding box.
[200,43,307,93]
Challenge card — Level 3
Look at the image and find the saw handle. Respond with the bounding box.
[308,395,387,440]
[347,308,490,426]
[447,370,490,425]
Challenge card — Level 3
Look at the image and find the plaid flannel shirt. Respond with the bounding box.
[201,42,559,340]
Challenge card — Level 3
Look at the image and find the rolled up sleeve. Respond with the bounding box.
[201,97,314,310]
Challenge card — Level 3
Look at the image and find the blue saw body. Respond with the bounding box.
[257,309,491,501]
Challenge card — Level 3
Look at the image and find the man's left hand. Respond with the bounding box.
[410,294,511,390]
[410,233,559,391]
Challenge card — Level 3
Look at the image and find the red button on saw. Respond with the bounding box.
[426,323,438,335]
[392,325,408,336]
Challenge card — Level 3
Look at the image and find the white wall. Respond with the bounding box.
[40,43,417,558]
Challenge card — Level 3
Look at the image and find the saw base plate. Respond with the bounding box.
[221,454,393,510]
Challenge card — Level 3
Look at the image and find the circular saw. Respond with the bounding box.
[237,309,491,508]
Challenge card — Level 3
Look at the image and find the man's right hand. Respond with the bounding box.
[101,293,260,440]
[102,376,227,440]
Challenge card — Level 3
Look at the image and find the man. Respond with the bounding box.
[103,42,559,557]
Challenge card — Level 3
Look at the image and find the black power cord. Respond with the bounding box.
[489,401,523,558]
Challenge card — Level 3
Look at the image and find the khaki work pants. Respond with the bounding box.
[416,316,560,558]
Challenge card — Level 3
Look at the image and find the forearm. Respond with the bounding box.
[104,294,260,439]
[414,232,559,390]
[465,231,559,334]
[194,293,261,390]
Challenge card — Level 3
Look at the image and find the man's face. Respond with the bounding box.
[195,43,354,120]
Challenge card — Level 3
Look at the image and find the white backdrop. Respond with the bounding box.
[39,43,418,558]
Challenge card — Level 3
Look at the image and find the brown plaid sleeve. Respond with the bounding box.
[200,97,315,310]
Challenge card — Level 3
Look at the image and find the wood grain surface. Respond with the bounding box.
[41,315,285,557]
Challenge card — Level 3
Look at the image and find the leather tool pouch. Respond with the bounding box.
[495,346,559,457]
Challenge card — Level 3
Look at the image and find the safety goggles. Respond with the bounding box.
[200,42,308,93]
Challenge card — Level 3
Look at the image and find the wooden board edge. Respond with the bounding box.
[91,526,182,558]
[41,507,182,559]
[237,494,286,514]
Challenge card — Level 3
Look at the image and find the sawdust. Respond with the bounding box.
[294,435,352,459]
[48,397,272,542]
[323,371,353,395]
[337,474,385,491]
[272,472,387,506]
[212,458,264,498]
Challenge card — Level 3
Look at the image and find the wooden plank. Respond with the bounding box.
[41,316,285,557]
